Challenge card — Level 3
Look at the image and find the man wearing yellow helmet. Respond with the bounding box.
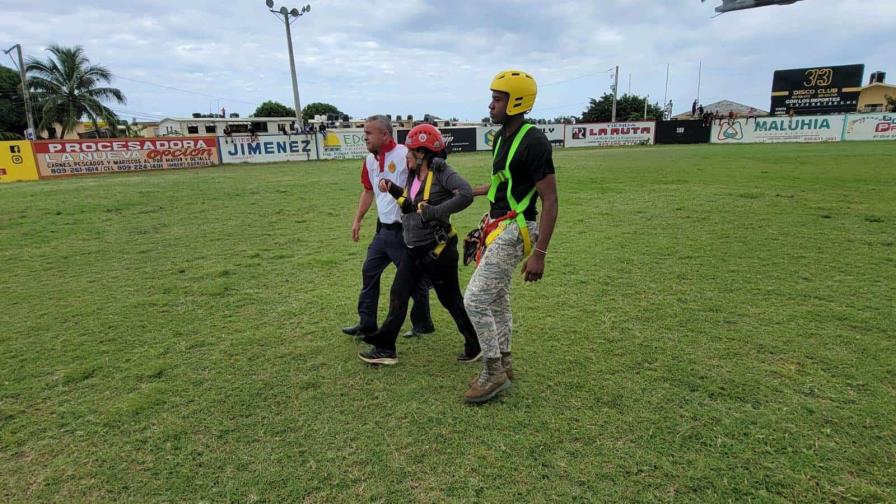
[463,70,559,404]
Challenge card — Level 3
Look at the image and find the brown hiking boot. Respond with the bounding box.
[501,352,514,382]
[468,352,513,386]
[464,357,511,404]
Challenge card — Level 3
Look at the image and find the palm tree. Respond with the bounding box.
[26,45,126,139]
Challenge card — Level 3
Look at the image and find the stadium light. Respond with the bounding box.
[3,44,36,139]
[265,1,312,130]
[611,65,619,122]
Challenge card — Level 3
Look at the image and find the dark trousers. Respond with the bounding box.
[358,224,431,331]
[365,237,480,355]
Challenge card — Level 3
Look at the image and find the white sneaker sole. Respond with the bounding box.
[358,354,398,365]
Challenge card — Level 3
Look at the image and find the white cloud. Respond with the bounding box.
[0,0,893,121]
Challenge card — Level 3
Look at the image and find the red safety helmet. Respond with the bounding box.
[405,124,445,153]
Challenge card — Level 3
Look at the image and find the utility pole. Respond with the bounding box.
[612,65,619,123]
[663,63,670,107]
[644,94,649,120]
[4,44,36,139]
[696,60,703,105]
[266,1,311,131]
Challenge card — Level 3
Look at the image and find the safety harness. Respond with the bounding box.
[398,169,457,259]
[463,124,536,266]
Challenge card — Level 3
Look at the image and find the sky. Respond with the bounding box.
[1,0,893,123]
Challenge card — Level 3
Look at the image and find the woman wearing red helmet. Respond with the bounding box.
[359,124,480,365]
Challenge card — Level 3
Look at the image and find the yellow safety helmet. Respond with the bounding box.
[490,70,537,116]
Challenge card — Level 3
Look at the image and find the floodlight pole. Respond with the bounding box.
[4,44,36,139]
[696,60,702,105]
[283,13,303,130]
[268,3,310,130]
[663,63,670,107]
[612,65,619,122]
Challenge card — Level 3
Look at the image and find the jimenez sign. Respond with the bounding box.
[564,122,655,147]
[219,134,317,163]
[711,116,845,144]
[34,138,220,177]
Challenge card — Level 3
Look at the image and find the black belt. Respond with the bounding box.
[378,221,402,231]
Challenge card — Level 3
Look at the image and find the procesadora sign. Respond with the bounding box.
[34,138,220,177]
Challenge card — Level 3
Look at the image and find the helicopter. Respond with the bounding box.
[702,0,806,14]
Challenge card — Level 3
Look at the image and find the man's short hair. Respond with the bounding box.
[366,115,393,136]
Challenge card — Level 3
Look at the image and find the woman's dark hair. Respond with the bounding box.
[415,147,449,169]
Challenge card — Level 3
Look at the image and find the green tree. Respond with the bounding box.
[0,65,27,139]
[105,119,145,139]
[302,102,341,122]
[886,95,896,112]
[581,93,663,123]
[253,100,295,118]
[551,116,577,124]
[26,45,126,139]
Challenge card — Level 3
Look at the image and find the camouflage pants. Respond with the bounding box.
[464,220,539,359]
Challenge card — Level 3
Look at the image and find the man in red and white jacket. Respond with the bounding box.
[342,115,433,338]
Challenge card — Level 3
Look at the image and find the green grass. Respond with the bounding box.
[1,143,894,502]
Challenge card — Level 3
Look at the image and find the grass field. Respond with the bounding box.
[1,142,894,502]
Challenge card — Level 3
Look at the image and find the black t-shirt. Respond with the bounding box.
[490,125,555,221]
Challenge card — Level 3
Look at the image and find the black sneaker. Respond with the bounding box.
[457,349,483,363]
[342,324,375,337]
[403,325,436,338]
[358,347,398,365]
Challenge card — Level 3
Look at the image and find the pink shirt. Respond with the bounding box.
[409,173,423,200]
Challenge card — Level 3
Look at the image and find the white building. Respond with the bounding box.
[157,117,314,137]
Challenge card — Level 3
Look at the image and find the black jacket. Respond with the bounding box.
[386,158,473,247]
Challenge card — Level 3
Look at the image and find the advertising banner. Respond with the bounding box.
[318,129,369,160]
[0,140,39,182]
[564,122,655,147]
[33,137,220,177]
[219,134,318,163]
[710,115,845,144]
[770,64,864,115]
[843,113,896,141]
[397,127,479,153]
[654,120,710,144]
[476,124,565,151]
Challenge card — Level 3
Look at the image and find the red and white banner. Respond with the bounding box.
[33,137,220,177]
[844,113,896,142]
[564,122,655,147]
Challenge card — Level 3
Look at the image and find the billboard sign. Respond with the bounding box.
[219,134,318,163]
[318,129,368,160]
[843,113,896,141]
[770,64,864,115]
[711,116,845,144]
[476,124,565,151]
[397,127,479,153]
[33,138,220,177]
[0,140,39,182]
[564,122,655,147]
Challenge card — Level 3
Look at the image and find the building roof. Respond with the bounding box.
[673,100,768,119]
[860,82,896,91]
[158,117,301,123]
